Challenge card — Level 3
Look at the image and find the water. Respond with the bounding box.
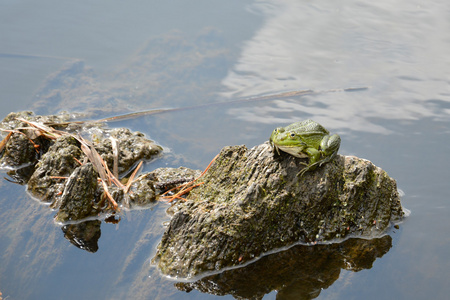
[1,0,450,299]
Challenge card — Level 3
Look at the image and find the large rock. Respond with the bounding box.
[153,142,404,279]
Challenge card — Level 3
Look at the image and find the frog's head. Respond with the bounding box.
[269,127,284,147]
[270,127,306,148]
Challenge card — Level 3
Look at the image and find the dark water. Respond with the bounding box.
[1,1,450,299]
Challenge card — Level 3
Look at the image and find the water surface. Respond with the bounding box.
[1,1,450,299]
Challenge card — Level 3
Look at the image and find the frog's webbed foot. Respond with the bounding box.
[297,153,337,177]
[296,167,309,177]
[296,162,319,176]
[318,151,337,167]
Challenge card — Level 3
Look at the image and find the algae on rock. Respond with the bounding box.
[55,163,99,223]
[27,135,84,203]
[0,111,165,224]
[153,142,404,279]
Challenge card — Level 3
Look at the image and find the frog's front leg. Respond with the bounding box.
[297,147,321,176]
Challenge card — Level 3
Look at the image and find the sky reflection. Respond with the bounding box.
[221,0,450,134]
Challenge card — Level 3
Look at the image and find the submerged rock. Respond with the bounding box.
[153,142,404,279]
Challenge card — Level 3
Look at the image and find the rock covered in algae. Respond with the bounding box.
[0,111,165,222]
[27,135,84,203]
[93,127,163,175]
[153,142,404,279]
[0,111,65,168]
[0,132,39,168]
[55,163,99,223]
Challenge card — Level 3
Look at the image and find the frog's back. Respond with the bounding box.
[283,120,328,146]
[286,119,329,135]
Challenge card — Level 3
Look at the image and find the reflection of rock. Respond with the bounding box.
[176,236,392,299]
[153,143,404,279]
[62,220,102,253]
[6,164,36,185]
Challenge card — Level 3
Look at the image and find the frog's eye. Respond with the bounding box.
[289,133,296,138]
[277,128,285,133]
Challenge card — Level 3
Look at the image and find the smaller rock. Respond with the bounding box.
[27,135,83,203]
[94,128,163,175]
[0,133,37,168]
[127,167,201,207]
[55,163,99,223]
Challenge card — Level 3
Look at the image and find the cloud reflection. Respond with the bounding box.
[222,0,450,133]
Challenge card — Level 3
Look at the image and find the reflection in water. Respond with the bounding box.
[176,236,392,299]
[221,0,450,134]
[5,164,36,185]
[4,164,105,253]
[62,220,101,253]
[4,1,448,299]
[31,29,233,118]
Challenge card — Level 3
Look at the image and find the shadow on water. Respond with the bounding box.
[175,236,392,300]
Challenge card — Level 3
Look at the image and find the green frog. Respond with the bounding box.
[269,119,341,176]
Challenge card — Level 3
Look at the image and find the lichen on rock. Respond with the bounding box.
[153,142,404,279]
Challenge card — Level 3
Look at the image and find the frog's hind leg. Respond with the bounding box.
[297,149,338,177]
[318,151,337,167]
[297,160,322,176]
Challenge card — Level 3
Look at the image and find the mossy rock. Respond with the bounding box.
[153,142,404,279]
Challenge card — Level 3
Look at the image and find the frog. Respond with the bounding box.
[269,119,341,176]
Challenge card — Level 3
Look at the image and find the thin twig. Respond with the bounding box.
[124,160,143,194]
[101,179,119,211]
[161,153,218,203]
[110,136,119,179]
[49,176,69,180]
[0,132,13,153]
[164,182,205,203]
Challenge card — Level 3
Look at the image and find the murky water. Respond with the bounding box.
[1,0,450,299]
